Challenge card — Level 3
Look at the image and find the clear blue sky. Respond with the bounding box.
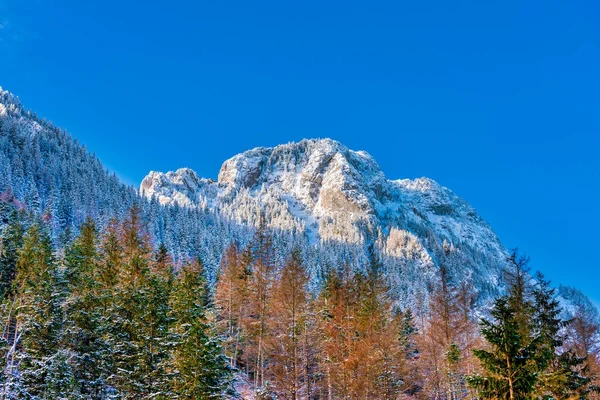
[1,0,599,304]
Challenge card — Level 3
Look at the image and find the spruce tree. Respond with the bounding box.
[469,253,542,400]
[169,258,232,399]
[10,223,67,397]
[106,205,172,399]
[0,207,24,300]
[533,272,593,399]
[63,218,111,399]
[468,296,541,400]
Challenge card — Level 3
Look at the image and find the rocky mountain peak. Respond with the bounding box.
[216,139,387,216]
[140,137,510,303]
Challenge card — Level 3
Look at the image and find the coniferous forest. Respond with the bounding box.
[0,196,599,399]
[2,0,599,395]
[1,83,599,399]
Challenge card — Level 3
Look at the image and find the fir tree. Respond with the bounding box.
[468,253,546,400]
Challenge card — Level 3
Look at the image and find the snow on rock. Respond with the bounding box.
[141,138,509,304]
[141,168,217,208]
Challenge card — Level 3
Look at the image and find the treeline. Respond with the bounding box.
[1,200,599,399]
[213,230,600,399]
[0,202,231,399]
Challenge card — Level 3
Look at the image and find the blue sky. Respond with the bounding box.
[1,0,599,304]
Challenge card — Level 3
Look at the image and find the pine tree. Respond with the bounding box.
[468,252,546,400]
[169,258,232,399]
[504,250,534,337]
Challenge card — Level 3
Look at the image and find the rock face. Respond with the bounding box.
[141,168,216,208]
[141,138,508,304]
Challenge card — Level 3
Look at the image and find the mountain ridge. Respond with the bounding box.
[0,86,594,314]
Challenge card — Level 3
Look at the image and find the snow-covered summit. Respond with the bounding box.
[217,138,385,214]
[141,138,508,302]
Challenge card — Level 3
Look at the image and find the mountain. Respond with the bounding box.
[0,88,138,232]
[141,139,507,305]
[0,87,230,279]
[0,86,592,312]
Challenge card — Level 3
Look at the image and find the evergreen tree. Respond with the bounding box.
[9,223,68,397]
[105,206,172,399]
[63,218,112,399]
[0,206,24,300]
[169,258,232,399]
[533,272,578,397]
[531,273,599,399]
[467,296,541,400]
[504,250,534,337]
